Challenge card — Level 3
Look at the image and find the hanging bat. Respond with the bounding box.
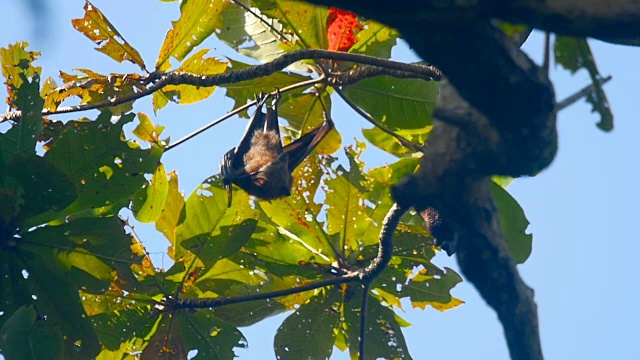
[220,90,334,207]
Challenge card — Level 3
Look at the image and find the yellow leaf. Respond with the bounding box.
[71,1,146,71]
[159,49,228,105]
[412,297,465,312]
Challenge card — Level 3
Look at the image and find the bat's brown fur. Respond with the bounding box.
[243,131,281,174]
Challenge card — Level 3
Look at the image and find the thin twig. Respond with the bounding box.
[543,32,550,74]
[164,76,324,152]
[335,89,425,153]
[555,75,612,112]
[358,282,371,360]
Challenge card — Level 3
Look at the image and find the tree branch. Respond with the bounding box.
[0,49,440,123]
[168,203,406,311]
[555,75,612,112]
[494,0,640,44]
[298,0,640,45]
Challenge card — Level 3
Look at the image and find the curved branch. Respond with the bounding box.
[0,50,440,122]
[167,273,358,310]
[169,203,404,311]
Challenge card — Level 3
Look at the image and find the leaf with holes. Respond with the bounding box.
[274,291,340,360]
[71,1,146,71]
[43,112,162,219]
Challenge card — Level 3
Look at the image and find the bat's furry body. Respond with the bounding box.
[220,91,333,206]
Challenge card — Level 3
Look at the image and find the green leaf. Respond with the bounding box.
[554,36,613,131]
[44,70,140,116]
[7,153,77,223]
[401,267,463,311]
[342,76,440,131]
[156,171,185,246]
[325,147,380,254]
[274,292,340,360]
[279,91,341,155]
[367,156,421,187]
[175,175,258,266]
[0,246,101,359]
[156,0,233,71]
[491,182,532,264]
[243,221,324,268]
[182,218,258,267]
[71,1,147,71]
[492,175,514,188]
[90,305,156,351]
[176,311,246,360]
[341,286,413,359]
[143,312,246,360]
[132,162,169,223]
[213,296,287,327]
[20,216,144,292]
[364,156,420,227]
[390,231,436,270]
[43,112,163,219]
[362,126,429,155]
[0,305,64,360]
[0,187,19,222]
[133,112,165,144]
[258,197,334,265]
[495,21,531,43]
[350,20,399,59]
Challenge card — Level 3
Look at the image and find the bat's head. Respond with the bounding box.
[247,153,293,200]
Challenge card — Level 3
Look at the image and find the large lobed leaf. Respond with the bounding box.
[42,112,163,220]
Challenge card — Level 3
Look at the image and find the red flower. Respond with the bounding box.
[326,8,363,52]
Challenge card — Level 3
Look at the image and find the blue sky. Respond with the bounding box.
[1,1,639,359]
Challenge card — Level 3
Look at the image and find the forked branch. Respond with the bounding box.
[165,203,407,360]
